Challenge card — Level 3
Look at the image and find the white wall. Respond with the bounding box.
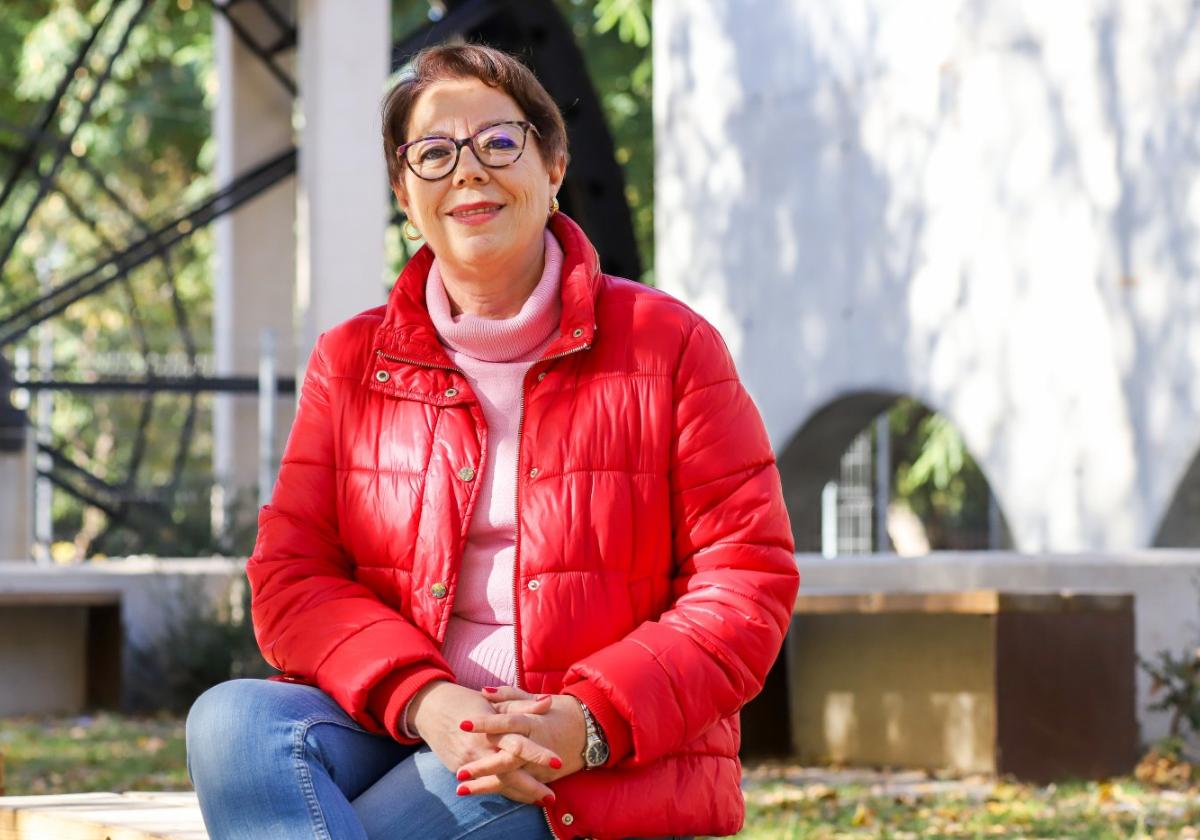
[655,0,1200,552]
[213,2,298,521]
[294,0,390,374]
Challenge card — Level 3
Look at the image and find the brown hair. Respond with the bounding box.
[382,44,569,188]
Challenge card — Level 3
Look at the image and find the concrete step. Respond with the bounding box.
[0,792,206,840]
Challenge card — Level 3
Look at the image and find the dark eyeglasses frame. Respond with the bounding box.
[396,120,540,181]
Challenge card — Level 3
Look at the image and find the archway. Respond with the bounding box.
[777,392,1011,555]
[1153,444,1200,547]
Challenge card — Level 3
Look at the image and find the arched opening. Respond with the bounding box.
[1153,446,1200,547]
[744,392,1012,756]
[778,392,1011,555]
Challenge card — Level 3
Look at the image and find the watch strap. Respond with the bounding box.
[576,699,610,768]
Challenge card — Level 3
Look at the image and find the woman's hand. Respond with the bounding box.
[408,680,561,804]
[454,685,588,793]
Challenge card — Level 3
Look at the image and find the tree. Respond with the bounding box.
[0,0,655,557]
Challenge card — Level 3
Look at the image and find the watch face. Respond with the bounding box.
[585,741,610,768]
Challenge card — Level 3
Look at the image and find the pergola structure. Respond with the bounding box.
[0,0,639,558]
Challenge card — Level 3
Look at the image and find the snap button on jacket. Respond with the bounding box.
[246,213,799,839]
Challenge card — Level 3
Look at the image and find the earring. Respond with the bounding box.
[549,196,560,216]
[403,219,422,241]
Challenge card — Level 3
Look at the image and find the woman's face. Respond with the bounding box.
[393,77,565,277]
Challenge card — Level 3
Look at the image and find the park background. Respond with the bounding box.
[2,0,1200,837]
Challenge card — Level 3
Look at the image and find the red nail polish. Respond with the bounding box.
[536,694,551,701]
[543,793,556,806]
[457,769,471,781]
[549,757,562,769]
[482,686,498,693]
[456,784,469,796]
[459,720,474,732]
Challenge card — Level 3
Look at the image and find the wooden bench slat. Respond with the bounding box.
[0,792,207,840]
[794,589,1134,615]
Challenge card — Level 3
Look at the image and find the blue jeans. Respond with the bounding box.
[185,678,554,840]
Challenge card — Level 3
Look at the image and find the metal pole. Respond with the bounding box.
[821,481,839,559]
[258,328,277,508]
[33,255,55,564]
[13,346,34,563]
[874,413,891,552]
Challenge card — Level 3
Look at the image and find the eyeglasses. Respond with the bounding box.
[396,120,540,181]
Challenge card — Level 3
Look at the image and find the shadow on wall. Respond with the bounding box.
[663,1,1200,550]
[1092,4,1200,547]
[660,0,920,384]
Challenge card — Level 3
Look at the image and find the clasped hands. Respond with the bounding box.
[406,680,587,806]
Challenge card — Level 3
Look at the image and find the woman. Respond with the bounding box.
[186,44,798,840]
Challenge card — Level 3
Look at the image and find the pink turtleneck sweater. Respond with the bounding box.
[425,230,563,690]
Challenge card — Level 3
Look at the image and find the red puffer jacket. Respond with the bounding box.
[247,213,798,839]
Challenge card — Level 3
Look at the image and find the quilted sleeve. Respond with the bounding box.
[562,317,799,766]
[246,332,454,742]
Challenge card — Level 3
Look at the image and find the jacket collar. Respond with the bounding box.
[370,212,601,370]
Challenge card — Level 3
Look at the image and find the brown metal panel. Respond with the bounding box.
[995,607,1137,782]
[739,634,793,757]
[85,603,122,710]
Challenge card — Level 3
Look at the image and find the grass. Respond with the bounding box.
[2,714,1200,838]
[737,763,1200,838]
[0,712,189,796]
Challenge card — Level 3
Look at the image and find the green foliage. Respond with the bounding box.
[0,712,189,795]
[555,0,654,283]
[737,774,1200,838]
[1,0,216,557]
[592,0,651,48]
[388,1,654,282]
[1141,646,1200,741]
[888,398,1001,550]
[2,1,653,555]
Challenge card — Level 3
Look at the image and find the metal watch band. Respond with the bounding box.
[576,699,610,769]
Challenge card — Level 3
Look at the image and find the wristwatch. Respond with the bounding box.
[576,700,610,769]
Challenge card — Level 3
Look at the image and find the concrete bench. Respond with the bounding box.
[0,590,122,716]
[0,792,206,839]
[778,590,1138,782]
[0,557,245,714]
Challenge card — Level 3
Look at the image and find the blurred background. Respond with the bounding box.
[3,0,1200,835]
[0,0,655,562]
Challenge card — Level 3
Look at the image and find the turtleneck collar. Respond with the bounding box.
[426,229,564,363]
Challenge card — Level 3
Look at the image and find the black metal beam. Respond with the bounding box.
[206,0,297,96]
[474,0,642,280]
[15,374,295,393]
[0,2,117,217]
[396,0,642,280]
[15,375,297,394]
[0,147,297,347]
[391,0,510,68]
[0,0,153,280]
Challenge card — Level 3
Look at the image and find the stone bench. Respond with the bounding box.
[0,557,246,715]
[0,792,207,840]
[0,590,122,716]
[780,589,1139,782]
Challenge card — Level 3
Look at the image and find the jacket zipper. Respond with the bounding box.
[384,340,589,840]
[511,340,590,840]
[511,339,590,689]
[376,349,462,377]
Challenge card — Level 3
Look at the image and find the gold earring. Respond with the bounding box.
[403,219,422,241]
[549,196,560,216]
